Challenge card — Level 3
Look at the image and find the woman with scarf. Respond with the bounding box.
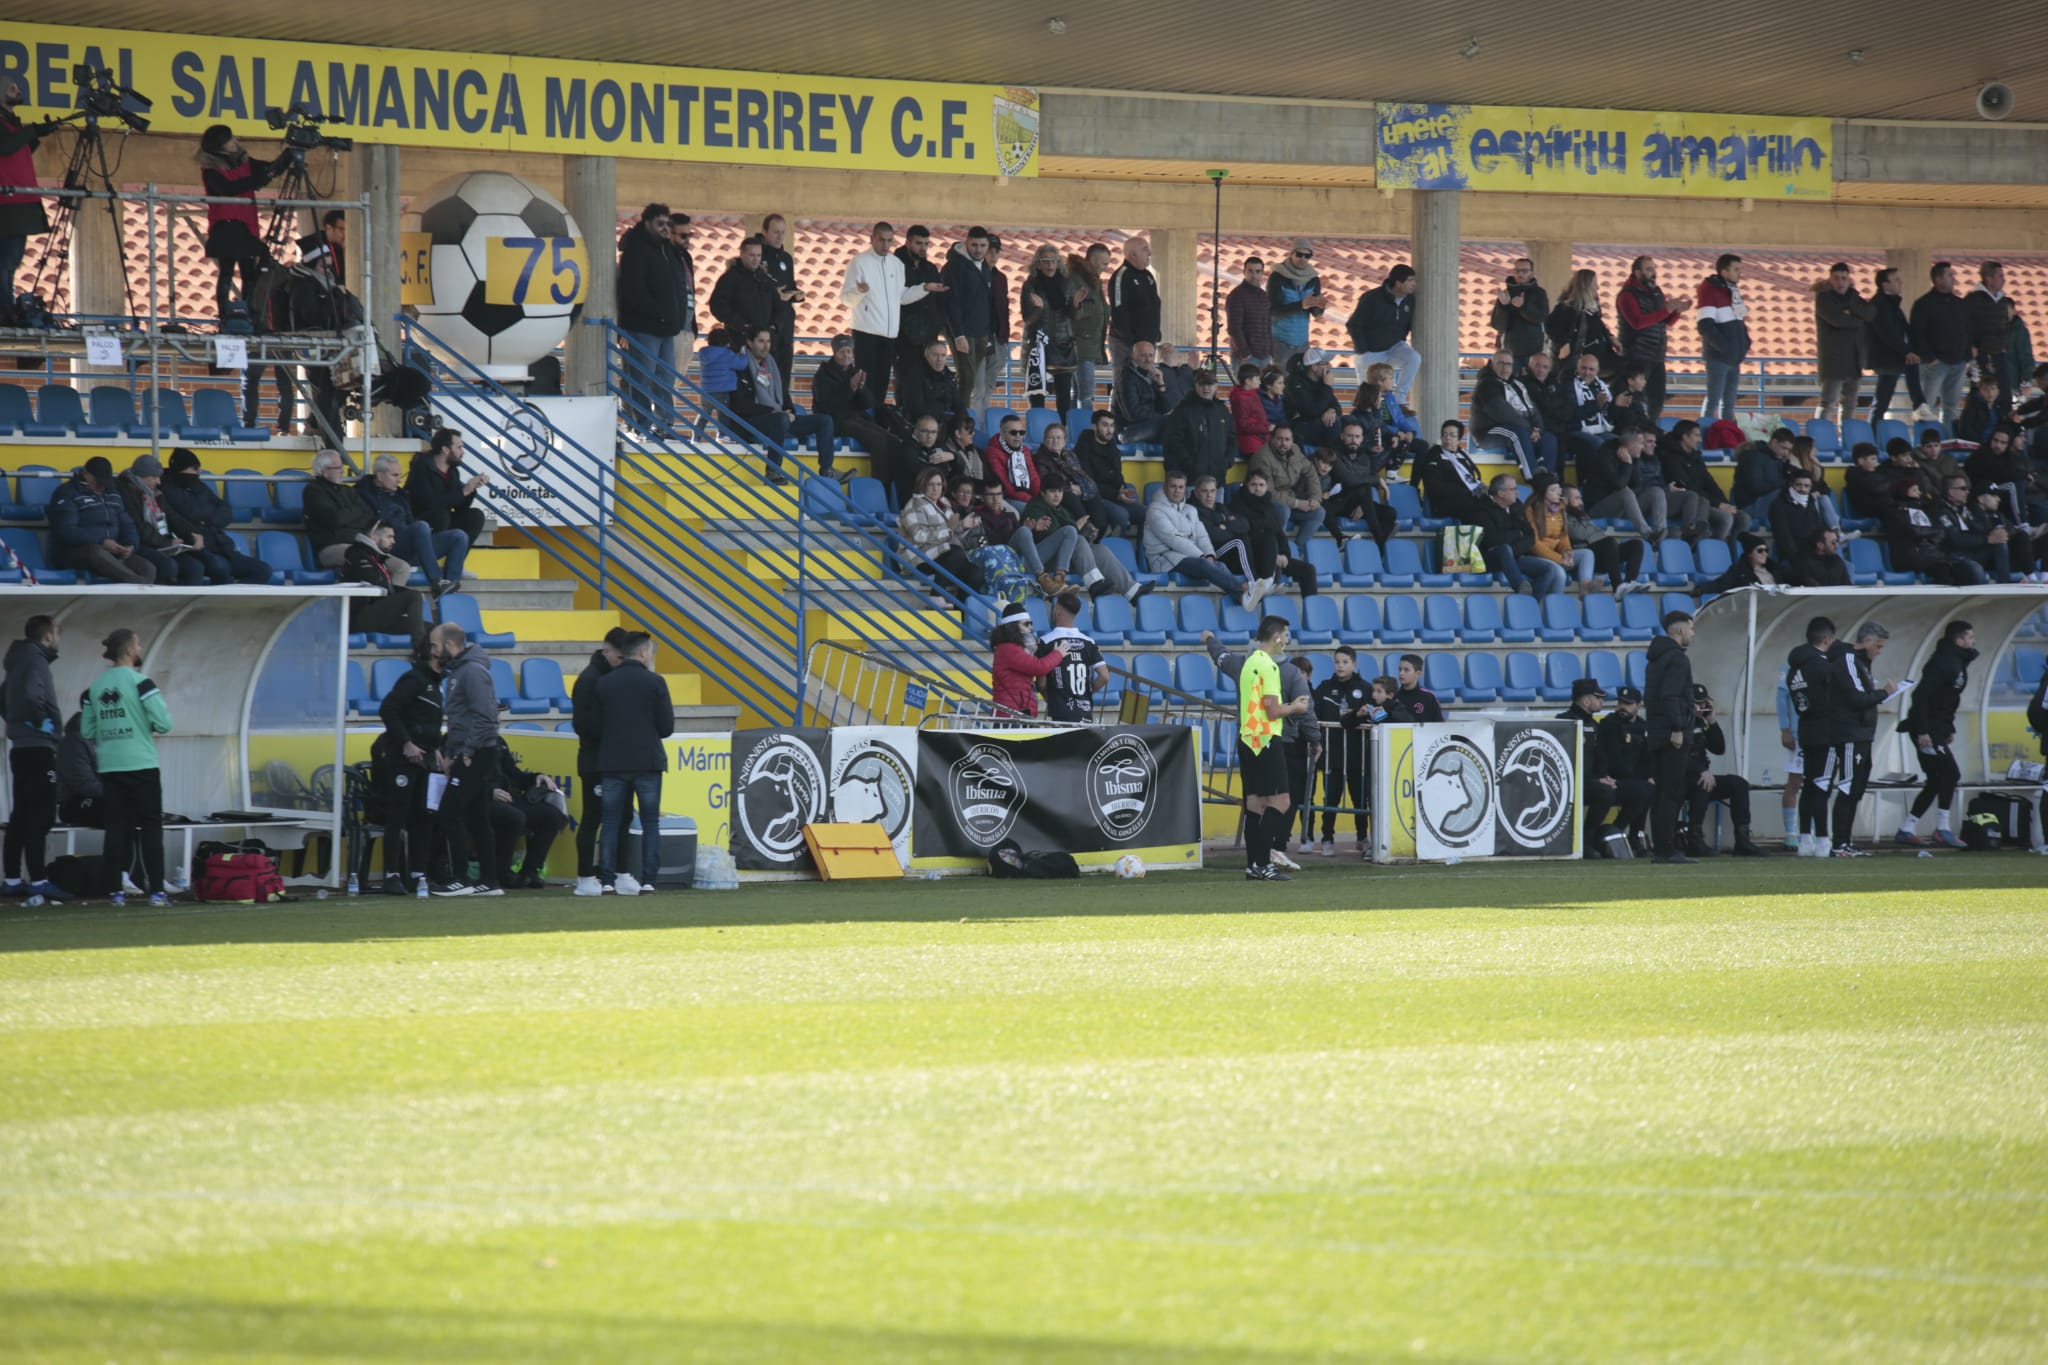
[1266,240,1326,368]
[1020,245,1078,415]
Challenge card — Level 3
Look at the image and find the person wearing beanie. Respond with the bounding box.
[160,449,271,584]
[116,454,206,585]
[47,457,155,585]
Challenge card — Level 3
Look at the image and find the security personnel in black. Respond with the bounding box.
[483,737,570,889]
[1642,610,1697,865]
[1785,614,1839,853]
[1681,685,1764,857]
[372,641,442,892]
[1594,684,1654,856]
[1825,622,1895,856]
[1560,677,1645,858]
[1311,648,1373,850]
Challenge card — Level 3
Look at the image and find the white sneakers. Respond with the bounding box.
[572,876,606,897]
[1318,839,1335,857]
[1269,848,1302,872]
[613,873,642,896]
[1796,834,1834,858]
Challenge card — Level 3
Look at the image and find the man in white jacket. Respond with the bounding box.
[1142,471,1247,600]
[842,221,946,409]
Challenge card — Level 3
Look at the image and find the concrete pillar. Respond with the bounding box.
[352,145,402,363]
[1410,190,1463,433]
[69,191,127,390]
[1154,228,1199,351]
[1527,240,1575,306]
[564,155,618,397]
[1885,245,1932,302]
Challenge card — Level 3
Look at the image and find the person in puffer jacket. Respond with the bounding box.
[47,457,155,585]
[1695,255,1751,422]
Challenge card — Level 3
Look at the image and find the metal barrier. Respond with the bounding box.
[802,639,1020,728]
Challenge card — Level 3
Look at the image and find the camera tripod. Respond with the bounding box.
[28,117,142,318]
[261,146,334,262]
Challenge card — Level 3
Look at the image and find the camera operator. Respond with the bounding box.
[0,78,56,322]
[196,125,290,320]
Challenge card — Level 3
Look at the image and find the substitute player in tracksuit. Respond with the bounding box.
[1897,620,1976,850]
[1786,616,1840,857]
[1802,621,1901,857]
[1311,648,1374,855]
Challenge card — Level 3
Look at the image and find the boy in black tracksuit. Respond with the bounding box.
[1311,651,1375,851]
[1681,685,1762,857]
[1898,621,1977,848]
[1595,686,1653,855]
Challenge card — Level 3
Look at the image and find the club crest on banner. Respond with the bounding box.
[1417,735,1494,851]
[1086,732,1158,843]
[1496,728,1575,850]
[831,739,915,854]
[949,742,1028,847]
[734,734,827,865]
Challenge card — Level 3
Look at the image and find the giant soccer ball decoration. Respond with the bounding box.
[403,171,586,381]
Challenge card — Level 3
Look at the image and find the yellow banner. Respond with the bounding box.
[397,231,433,306]
[1377,103,1831,200]
[2,23,1038,178]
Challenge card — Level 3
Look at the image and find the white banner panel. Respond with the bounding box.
[828,726,920,869]
[433,393,617,528]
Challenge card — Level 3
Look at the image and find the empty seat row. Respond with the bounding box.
[350,653,565,715]
[1110,648,1649,707]
[0,466,308,525]
[0,382,271,442]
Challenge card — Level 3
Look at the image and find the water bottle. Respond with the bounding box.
[346,872,359,897]
[416,874,429,899]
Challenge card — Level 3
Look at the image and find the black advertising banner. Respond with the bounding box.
[729,728,832,871]
[914,726,1202,858]
[1492,720,1580,858]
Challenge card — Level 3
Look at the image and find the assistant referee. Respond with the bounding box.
[1237,615,1311,882]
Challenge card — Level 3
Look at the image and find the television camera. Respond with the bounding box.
[265,105,354,154]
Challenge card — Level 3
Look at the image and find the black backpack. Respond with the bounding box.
[987,838,1079,879]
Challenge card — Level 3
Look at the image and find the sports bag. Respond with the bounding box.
[987,838,1080,879]
[1966,793,2033,849]
[194,849,287,903]
[1440,524,1487,575]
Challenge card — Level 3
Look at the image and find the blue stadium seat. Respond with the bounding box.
[3,464,59,520]
[1873,543,1919,586]
[1873,419,1910,450]
[436,593,516,648]
[1379,594,1421,644]
[1423,652,1462,701]
[139,388,220,441]
[1539,594,1582,643]
[87,385,134,437]
[255,530,313,584]
[801,476,850,520]
[1661,593,1697,618]
[1841,418,1875,452]
[1379,538,1423,587]
[1386,482,1429,529]
[1298,593,1340,644]
[1264,595,1300,630]
[1462,652,1504,703]
[1415,540,1455,588]
[962,595,998,642]
[1420,594,1460,644]
[1587,650,1624,695]
[846,476,890,525]
[1501,650,1542,702]
[345,661,373,716]
[1173,653,1217,699]
[1542,651,1581,703]
[520,657,570,711]
[1129,594,1173,645]
[1065,407,1094,435]
[265,476,307,524]
[1656,415,1680,432]
[1217,599,1257,637]
[1131,652,1174,695]
[0,384,31,433]
[1339,538,1382,585]
[1091,594,1133,645]
[1619,592,1660,640]
[1297,652,1333,688]
[0,528,76,584]
[369,657,410,701]
[1099,535,1154,584]
[1806,418,1840,456]
[1342,594,1380,641]
[1694,538,1734,582]
[1654,539,1697,587]
[191,387,270,442]
[490,658,548,715]
[1459,594,1502,643]
[1500,593,1540,643]
[25,384,84,438]
[224,470,273,522]
[1024,408,1058,445]
[1024,598,1051,635]
[1304,539,1341,582]
[1174,594,1220,645]
[1626,650,1649,691]
[1843,538,1885,587]
[1580,593,1620,642]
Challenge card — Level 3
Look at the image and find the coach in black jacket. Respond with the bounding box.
[568,629,629,893]
[587,633,676,892]
[1642,611,1696,864]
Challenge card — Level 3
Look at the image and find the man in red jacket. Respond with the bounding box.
[1616,256,1689,423]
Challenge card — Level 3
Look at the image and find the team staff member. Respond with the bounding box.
[570,628,632,897]
[1897,621,1976,849]
[1595,685,1653,857]
[374,639,443,893]
[1560,677,1645,860]
[1236,616,1310,881]
[484,737,569,890]
[1682,685,1764,858]
[1786,616,1839,857]
[3,614,63,900]
[1824,622,1905,858]
[1642,611,1697,865]
[81,628,173,907]
[430,623,501,897]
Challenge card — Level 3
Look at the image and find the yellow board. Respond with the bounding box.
[1377,103,1832,201]
[10,23,1038,178]
[482,235,590,308]
[397,231,434,306]
[801,823,902,881]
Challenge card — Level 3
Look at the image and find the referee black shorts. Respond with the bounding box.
[1238,738,1288,798]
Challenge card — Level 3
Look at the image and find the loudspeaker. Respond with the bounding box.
[1977,83,2014,120]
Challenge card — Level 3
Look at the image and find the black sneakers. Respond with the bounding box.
[1244,864,1292,882]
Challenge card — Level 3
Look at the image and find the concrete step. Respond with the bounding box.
[479,607,623,641]
[455,578,583,611]
[465,544,541,578]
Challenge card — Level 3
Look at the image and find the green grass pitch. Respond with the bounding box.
[3,856,2046,1362]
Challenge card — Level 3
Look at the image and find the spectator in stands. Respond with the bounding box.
[1318,419,1396,549]
[1580,428,1666,542]
[1898,621,1977,849]
[1562,484,1647,592]
[374,637,442,894]
[1161,366,1233,487]
[1814,262,1875,427]
[941,227,995,413]
[1526,475,1595,594]
[2007,300,2035,403]
[407,430,490,563]
[900,467,987,601]
[569,628,629,896]
[1708,531,1781,593]
[1036,422,1118,537]
[2019,363,2048,437]
[1867,267,1923,424]
[1683,686,1764,858]
[1473,472,1565,597]
[1022,245,1080,415]
[616,203,691,437]
[667,213,698,370]
[1517,352,1569,475]
[0,80,54,324]
[1607,362,1659,437]
[896,337,960,433]
[54,712,98,830]
[1845,442,1893,520]
[1489,257,1548,370]
[1391,654,1444,723]
[1073,410,1139,531]
[1547,268,1621,379]
[48,457,156,585]
[1143,471,1247,602]
[1657,420,1746,544]
[1885,479,1975,585]
[1967,423,2046,531]
[1470,349,1545,479]
[1107,237,1160,375]
[708,235,786,365]
[1769,470,1829,565]
[588,631,674,895]
[1412,419,1489,525]
[114,455,203,586]
[984,235,1013,403]
[1643,610,1697,865]
[1910,262,1972,426]
[728,324,838,486]
[1616,256,1687,420]
[1352,360,1421,455]
[1695,254,1750,423]
[1113,340,1173,443]
[1267,240,1327,368]
[885,414,948,507]
[694,326,745,422]
[429,623,500,897]
[901,227,954,401]
[979,482,1081,597]
[1283,349,1342,451]
[3,613,62,900]
[989,603,1060,717]
[358,453,460,594]
[949,479,1033,602]
[1038,591,1107,723]
[196,125,289,319]
[758,215,802,390]
[986,411,1042,508]
[481,737,566,890]
[341,523,429,646]
[305,448,384,569]
[1913,426,1965,494]
[841,222,946,408]
[811,333,893,467]
[81,628,173,905]
[1559,352,1616,467]
[1788,527,1851,589]
[1935,473,2011,583]
[1230,471,1321,601]
[1878,439,1940,506]
[1345,264,1419,409]
[1023,483,1148,604]
[1732,427,1799,521]
[939,413,990,485]
[1068,245,1111,409]
[158,450,271,585]
[1227,257,1273,372]
[1965,261,2014,407]
[1152,343,1195,412]
[1231,361,1272,456]
[1250,424,1325,556]
[1958,370,2007,447]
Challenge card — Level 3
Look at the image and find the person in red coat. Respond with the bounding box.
[197,124,292,318]
[985,412,1043,508]
[990,604,1061,716]
[1230,362,1273,457]
[0,79,54,322]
